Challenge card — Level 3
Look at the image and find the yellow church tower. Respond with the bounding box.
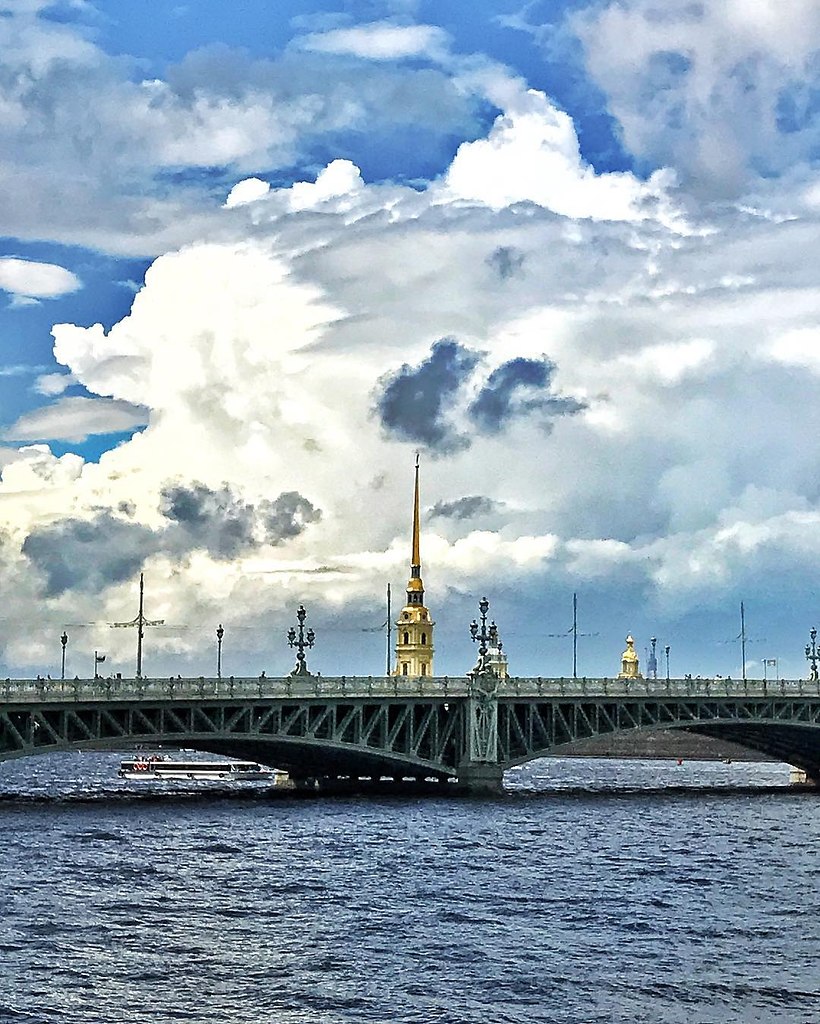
[395,455,435,677]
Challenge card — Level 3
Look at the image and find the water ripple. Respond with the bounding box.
[0,752,817,1024]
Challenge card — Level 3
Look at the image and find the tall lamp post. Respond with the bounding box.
[805,627,819,681]
[469,596,499,676]
[60,631,68,681]
[649,636,658,680]
[664,644,671,682]
[216,624,224,679]
[287,605,315,676]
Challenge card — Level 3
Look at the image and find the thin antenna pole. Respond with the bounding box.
[137,572,145,679]
[740,601,746,682]
[546,593,597,675]
[111,573,163,678]
[386,583,392,676]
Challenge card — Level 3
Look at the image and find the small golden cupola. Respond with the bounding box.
[618,634,642,679]
[394,454,434,677]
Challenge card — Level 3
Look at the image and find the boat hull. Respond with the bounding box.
[118,758,286,783]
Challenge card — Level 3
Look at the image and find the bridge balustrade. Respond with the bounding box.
[1,675,818,704]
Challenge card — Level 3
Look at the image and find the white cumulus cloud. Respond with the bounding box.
[441,88,681,226]
[767,327,820,372]
[287,159,364,211]
[225,177,271,208]
[572,0,820,194]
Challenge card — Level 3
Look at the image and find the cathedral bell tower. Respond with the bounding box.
[394,455,435,677]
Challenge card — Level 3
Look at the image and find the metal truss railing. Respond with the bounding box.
[498,694,820,768]
[0,677,817,776]
[1,675,820,704]
[0,694,465,773]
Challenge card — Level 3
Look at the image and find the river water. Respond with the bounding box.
[0,754,817,1024]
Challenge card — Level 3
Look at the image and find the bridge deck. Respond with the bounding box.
[2,675,818,704]
[0,674,817,786]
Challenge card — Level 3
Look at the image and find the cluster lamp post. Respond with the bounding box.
[469,596,499,675]
[60,631,68,681]
[288,605,315,676]
[665,644,671,682]
[806,627,820,681]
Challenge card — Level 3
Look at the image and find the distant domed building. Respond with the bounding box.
[618,634,642,679]
[486,627,508,680]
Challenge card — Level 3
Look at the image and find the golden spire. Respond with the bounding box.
[405,452,424,603]
[411,451,421,572]
[395,453,434,678]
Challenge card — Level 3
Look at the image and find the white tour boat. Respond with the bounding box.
[118,754,286,782]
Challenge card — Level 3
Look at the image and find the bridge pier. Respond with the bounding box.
[455,762,505,795]
[455,670,504,794]
[289,775,319,792]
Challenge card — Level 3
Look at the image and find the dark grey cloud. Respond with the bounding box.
[429,495,501,520]
[160,483,322,557]
[375,338,479,451]
[160,483,257,559]
[378,345,584,449]
[23,484,323,597]
[487,246,525,280]
[22,514,155,596]
[468,357,586,433]
[259,491,322,543]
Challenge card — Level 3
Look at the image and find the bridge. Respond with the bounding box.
[1,673,818,792]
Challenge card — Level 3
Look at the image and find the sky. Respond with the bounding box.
[1,0,820,681]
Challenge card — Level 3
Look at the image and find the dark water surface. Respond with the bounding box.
[0,754,817,1024]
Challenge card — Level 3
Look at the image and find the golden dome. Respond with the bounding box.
[618,634,642,679]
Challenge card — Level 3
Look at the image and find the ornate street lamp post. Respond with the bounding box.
[216,624,224,679]
[805,627,819,681]
[288,605,315,676]
[469,596,499,676]
[60,631,68,681]
[649,636,658,680]
[665,644,671,683]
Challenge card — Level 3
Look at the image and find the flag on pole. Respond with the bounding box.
[95,653,106,664]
